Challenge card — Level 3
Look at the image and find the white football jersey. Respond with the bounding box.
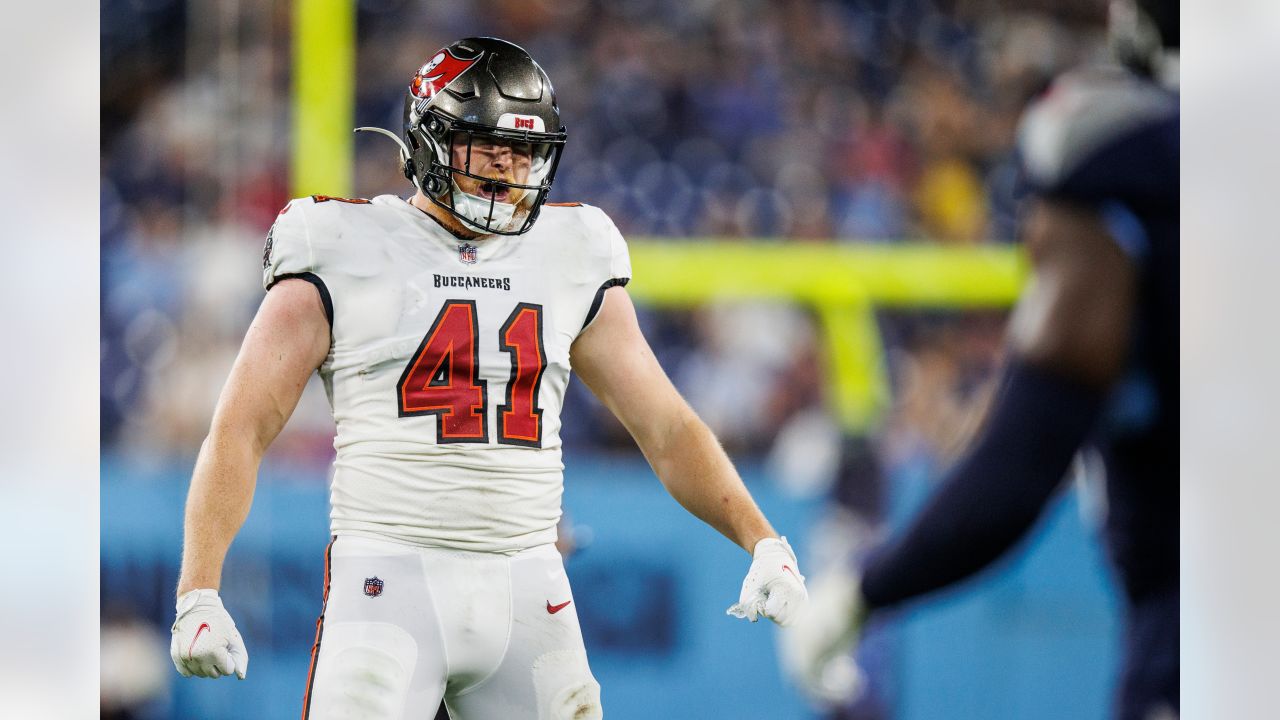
[262,194,631,553]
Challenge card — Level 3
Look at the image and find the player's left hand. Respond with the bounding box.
[170,589,249,679]
[778,566,868,705]
[727,536,808,626]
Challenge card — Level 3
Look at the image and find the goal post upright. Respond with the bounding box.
[291,0,356,198]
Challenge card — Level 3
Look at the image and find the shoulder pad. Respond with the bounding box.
[544,203,631,281]
[1018,66,1176,192]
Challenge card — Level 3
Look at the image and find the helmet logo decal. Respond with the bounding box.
[497,113,546,133]
[411,49,481,100]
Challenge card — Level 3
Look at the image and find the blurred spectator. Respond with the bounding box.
[881,312,1006,468]
[101,608,170,719]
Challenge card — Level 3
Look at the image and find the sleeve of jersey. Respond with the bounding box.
[580,208,633,332]
[859,362,1105,611]
[261,199,334,327]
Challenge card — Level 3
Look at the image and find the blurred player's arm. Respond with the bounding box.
[859,198,1136,608]
[571,286,807,625]
[785,199,1136,700]
[176,278,330,596]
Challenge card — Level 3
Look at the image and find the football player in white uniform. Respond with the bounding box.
[170,37,808,719]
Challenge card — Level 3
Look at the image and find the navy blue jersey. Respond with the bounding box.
[1019,65,1179,603]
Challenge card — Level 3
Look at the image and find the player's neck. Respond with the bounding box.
[409,191,486,240]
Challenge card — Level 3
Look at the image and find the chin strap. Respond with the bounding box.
[354,127,417,188]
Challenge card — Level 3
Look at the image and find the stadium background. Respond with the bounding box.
[101,1,1123,718]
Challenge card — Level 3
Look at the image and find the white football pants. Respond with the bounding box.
[301,535,601,720]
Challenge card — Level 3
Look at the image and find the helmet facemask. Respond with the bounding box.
[408,109,564,236]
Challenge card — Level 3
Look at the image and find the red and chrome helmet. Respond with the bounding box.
[360,37,567,235]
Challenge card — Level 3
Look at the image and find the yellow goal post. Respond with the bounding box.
[291,0,356,198]
[626,241,1027,432]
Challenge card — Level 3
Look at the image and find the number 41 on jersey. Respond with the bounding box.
[396,300,546,447]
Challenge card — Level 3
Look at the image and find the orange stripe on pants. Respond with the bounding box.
[300,538,335,720]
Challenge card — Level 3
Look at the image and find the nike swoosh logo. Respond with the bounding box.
[782,565,799,581]
[187,622,210,660]
[546,600,572,614]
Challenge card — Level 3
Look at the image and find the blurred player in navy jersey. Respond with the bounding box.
[784,1,1179,718]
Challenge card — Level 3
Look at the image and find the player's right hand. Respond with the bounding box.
[170,589,249,679]
[778,566,867,705]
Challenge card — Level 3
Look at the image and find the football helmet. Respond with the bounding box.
[358,37,567,235]
[1109,0,1178,82]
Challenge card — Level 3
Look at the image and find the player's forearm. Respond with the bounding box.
[860,361,1102,610]
[177,428,263,596]
[643,408,776,554]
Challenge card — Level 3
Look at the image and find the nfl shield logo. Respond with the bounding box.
[458,243,478,265]
[363,577,384,598]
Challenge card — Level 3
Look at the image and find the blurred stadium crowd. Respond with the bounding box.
[102,2,1109,716]
[102,0,1104,462]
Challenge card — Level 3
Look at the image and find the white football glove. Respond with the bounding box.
[727,536,809,627]
[778,566,867,705]
[170,589,248,679]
